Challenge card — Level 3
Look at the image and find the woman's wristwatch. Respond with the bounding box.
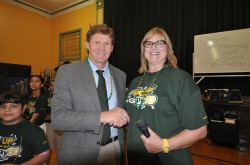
[162,139,170,153]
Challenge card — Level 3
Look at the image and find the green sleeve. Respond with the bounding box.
[176,72,208,129]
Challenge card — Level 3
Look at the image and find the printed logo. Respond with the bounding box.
[0,134,23,162]
[47,98,52,107]
[28,101,36,114]
[126,84,158,109]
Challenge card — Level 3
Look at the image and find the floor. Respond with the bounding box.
[49,138,250,165]
[191,139,250,165]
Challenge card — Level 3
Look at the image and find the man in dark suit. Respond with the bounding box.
[52,24,130,165]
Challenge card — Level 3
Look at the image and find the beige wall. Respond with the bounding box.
[0,1,52,75]
[51,3,96,71]
[0,1,101,76]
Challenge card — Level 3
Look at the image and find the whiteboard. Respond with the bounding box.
[194,28,250,75]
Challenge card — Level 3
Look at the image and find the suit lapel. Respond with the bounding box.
[80,60,102,111]
[110,66,122,107]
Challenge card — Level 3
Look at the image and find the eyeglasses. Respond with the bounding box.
[143,40,166,48]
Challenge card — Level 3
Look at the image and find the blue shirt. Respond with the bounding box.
[88,58,118,137]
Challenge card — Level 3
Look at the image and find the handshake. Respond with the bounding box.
[100,107,130,128]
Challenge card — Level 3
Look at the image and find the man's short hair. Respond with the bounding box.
[86,24,115,45]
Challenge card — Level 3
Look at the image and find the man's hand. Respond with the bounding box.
[100,107,130,127]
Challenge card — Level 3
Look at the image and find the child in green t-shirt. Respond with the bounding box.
[0,91,50,165]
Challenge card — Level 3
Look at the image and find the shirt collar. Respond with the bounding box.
[87,57,109,73]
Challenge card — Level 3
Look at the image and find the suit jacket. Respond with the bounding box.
[51,60,126,165]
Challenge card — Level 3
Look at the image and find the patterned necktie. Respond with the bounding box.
[96,70,111,144]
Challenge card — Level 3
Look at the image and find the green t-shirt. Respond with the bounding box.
[125,67,208,165]
[0,120,49,164]
[44,91,52,123]
[24,93,48,126]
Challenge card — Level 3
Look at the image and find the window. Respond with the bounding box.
[59,28,82,63]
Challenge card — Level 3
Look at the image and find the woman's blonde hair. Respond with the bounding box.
[138,27,178,74]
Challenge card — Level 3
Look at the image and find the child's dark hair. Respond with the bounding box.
[0,91,27,106]
[30,75,44,84]
[30,75,45,94]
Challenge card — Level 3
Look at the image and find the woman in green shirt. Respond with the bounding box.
[125,27,208,165]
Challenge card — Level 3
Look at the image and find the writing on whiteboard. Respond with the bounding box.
[194,28,250,74]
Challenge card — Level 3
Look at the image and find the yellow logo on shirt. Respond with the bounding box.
[126,84,158,109]
[0,135,23,161]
